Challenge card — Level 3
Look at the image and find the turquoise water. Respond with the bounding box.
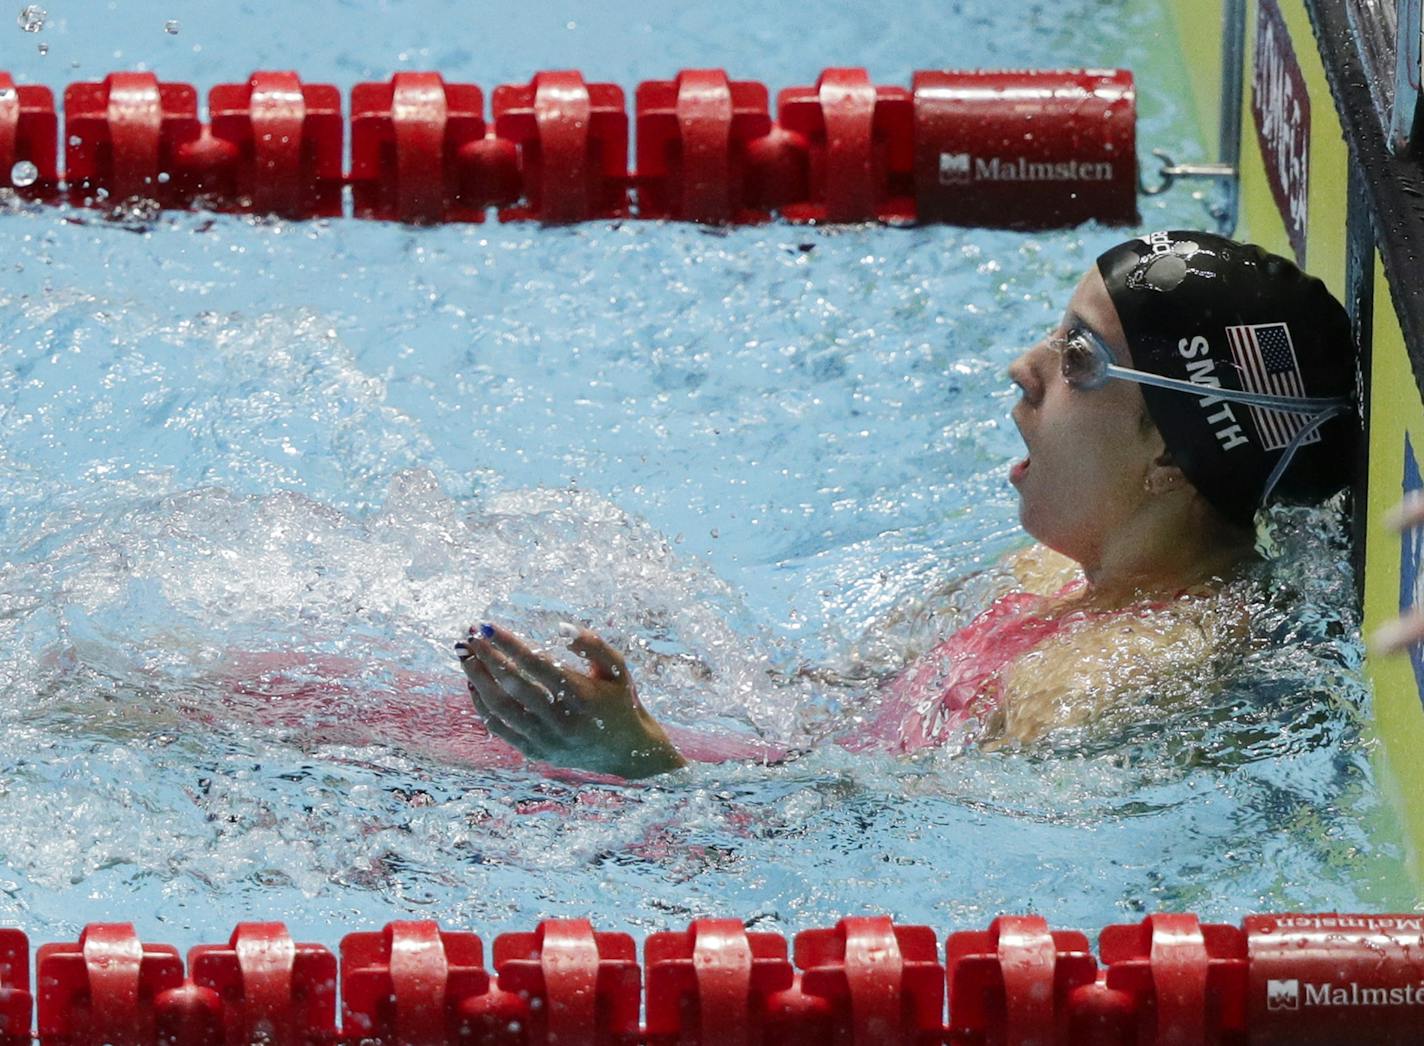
[0,0,1413,948]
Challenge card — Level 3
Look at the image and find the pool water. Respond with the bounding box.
[0,0,1414,948]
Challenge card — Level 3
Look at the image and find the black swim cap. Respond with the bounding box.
[1096,231,1358,527]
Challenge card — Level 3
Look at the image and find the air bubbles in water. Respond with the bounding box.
[164,19,179,34]
[9,160,38,187]
[17,4,44,32]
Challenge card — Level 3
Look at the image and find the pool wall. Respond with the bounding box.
[1169,0,1424,893]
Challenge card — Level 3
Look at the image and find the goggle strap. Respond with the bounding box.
[1258,404,1352,506]
[1102,363,1350,413]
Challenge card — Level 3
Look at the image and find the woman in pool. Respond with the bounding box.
[455,231,1358,778]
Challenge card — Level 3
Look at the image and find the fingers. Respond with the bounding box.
[455,619,631,725]
[1386,492,1424,531]
[455,621,667,777]
[476,643,569,729]
[1378,498,1424,656]
[462,656,533,747]
[458,641,561,751]
[477,623,573,695]
[463,627,580,721]
[1371,611,1424,655]
[559,621,629,683]
[467,677,536,750]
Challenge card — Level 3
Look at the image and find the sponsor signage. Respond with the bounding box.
[1246,914,1424,1042]
[1251,0,1312,265]
[936,153,1116,185]
[912,69,1137,227]
[1266,977,1424,1009]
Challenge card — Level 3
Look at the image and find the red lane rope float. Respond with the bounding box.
[351,73,492,224]
[343,920,489,1046]
[947,914,1098,1045]
[3,912,1423,1045]
[209,72,345,218]
[1,67,1136,228]
[635,69,772,224]
[794,916,943,1045]
[0,73,58,198]
[188,923,339,1046]
[491,919,641,1046]
[1098,912,1247,1046]
[0,928,32,1046]
[644,918,794,1046]
[62,72,200,205]
[35,924,184,1046]
[494,72,629,224]
[777,68,914,224]
[912,69,1137,228]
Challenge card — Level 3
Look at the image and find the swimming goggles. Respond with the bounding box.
[1054,326,1354,503]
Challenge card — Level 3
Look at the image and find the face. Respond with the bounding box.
[1006,268,1165,567]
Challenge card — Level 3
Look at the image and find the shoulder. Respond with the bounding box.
[1002,543,1081,596]
[986,590,1228,745]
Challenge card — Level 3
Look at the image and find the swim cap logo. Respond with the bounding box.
[1178,335,1252,452]
[1138,231,1201,261]
[1128,234,1200,292]
[1225,322,1321,451]
[1141,230,1174,255]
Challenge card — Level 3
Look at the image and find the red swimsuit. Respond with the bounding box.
[853,584,1105,752]
[219,583,1168,770]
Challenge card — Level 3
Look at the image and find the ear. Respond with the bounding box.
[1143,447,1189,496]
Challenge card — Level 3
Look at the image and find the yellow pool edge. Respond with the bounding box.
[1165,0,1424,894]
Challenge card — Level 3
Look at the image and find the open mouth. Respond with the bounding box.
[1009,408,1030,485]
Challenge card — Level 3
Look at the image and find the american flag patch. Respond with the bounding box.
[1224,322,1319,451]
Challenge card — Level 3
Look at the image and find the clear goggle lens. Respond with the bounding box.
[1055,329,1113,390]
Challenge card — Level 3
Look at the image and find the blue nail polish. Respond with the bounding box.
[479,623,495,639]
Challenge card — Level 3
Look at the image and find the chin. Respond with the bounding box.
[1016,494,1046,543]
[1018,500,1089,565]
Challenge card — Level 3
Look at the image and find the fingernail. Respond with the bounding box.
[557,621,580,639]
[480,623,495,639]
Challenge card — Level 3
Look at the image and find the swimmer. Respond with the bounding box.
[456,231,1358,777]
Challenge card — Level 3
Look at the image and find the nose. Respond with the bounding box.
[1007,339,1049,405]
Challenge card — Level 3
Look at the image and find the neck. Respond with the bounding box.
[1079,496,1255,601]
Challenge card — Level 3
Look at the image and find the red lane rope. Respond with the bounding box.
[0,68,1136,228]
[1,912,1421,1044]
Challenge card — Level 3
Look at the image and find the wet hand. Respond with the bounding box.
[1372,493,1424,653]
[456,622,687,778]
